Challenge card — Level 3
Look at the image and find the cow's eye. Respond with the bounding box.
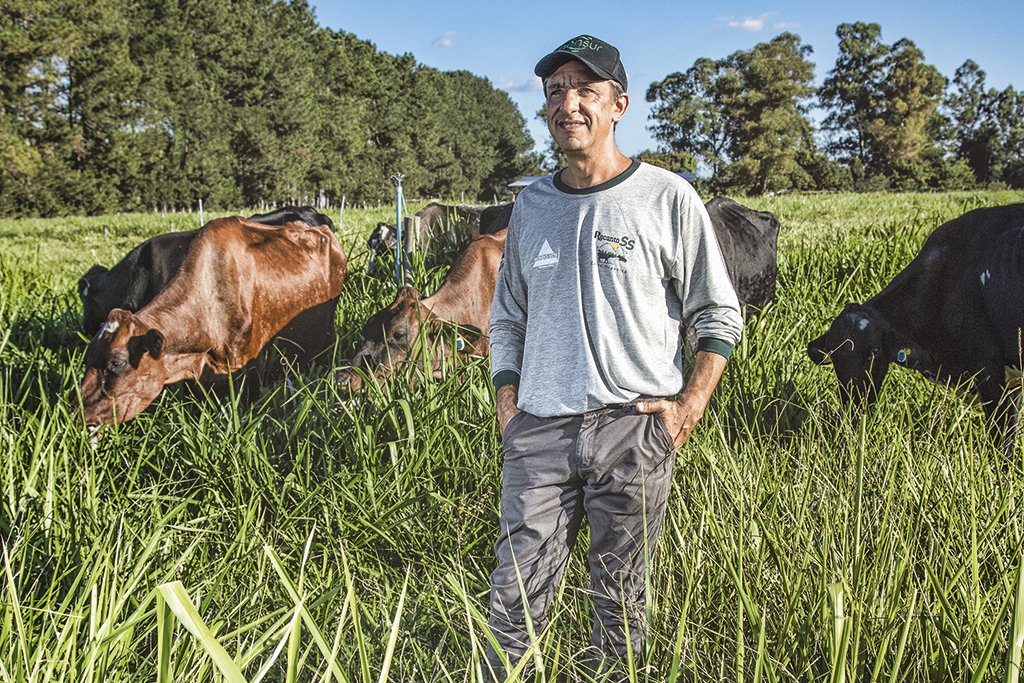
[108,358,127,375]
[392,330,407,341]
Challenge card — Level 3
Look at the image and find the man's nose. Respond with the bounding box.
[561,89,580,112]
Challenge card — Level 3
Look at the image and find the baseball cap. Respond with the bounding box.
[534,35,628,92]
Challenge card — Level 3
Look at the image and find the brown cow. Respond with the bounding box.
[339,229,506,390]
[79,217,346,425]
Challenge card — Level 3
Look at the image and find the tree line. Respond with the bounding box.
[0,0,540,216]
[3,6,1022,218]
[642,22,1024,194]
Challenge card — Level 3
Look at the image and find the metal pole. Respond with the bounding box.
[199,198,204,227]
[392,174,405,286]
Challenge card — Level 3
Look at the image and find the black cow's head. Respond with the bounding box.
[366,223,397,276]
[79,265,116,336]
[807,303,903,406]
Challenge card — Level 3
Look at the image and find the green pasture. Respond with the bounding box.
[2,190,1024,682]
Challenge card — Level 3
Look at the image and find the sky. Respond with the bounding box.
[311,1,1023,157]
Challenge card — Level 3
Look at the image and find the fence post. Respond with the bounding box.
[391,174,405,286]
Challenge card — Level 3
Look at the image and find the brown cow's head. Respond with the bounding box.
[807,303,901,406]
[337,285,482,391]
[79,309,168,426]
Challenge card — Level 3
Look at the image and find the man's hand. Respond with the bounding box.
[635,393,707,447]
[496,384,521,436]
[635,351,728,447]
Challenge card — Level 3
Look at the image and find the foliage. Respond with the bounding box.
[643,20,1019,194]
[633,148,696,174]
[646,33,817,195]
[3,191,1024,680]
[819,23,948,190]
[943,60,1024,188]
[0,0,540,217]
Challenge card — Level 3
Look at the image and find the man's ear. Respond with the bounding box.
[127,329,164,367]
[613,91,629,121]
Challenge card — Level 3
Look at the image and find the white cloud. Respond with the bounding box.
[720,13,773,32]
[774,20,800,30]
[432,31,455,48]
[498,75,543,93]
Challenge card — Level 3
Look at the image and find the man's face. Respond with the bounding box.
[544,61,627,156]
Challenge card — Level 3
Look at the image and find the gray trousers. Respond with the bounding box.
[485,405,677,677]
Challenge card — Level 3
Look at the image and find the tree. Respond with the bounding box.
[0,0,540,215]
[820,24,946,188]
[993,86,1024,187]
[818,22,889,173]
[722,33,816,194]
[870,38,946,186]
[646,33,816,194]
[944,61,1024,188]
[0,0,71,214]
[634,149,696,174]
[646,57,734,178]
[944,60,998,182]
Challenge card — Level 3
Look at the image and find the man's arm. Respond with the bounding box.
[635,350,727,447]
[496,383,521,436]
[490,202,527,432]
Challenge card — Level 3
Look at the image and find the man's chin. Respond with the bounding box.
[555,137,586,153]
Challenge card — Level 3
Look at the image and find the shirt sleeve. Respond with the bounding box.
[489,201,528,387]
[672,188,743,356]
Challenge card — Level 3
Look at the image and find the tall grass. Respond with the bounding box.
[1,190,1023,681]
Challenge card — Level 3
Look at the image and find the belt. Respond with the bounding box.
[589,395,666,413]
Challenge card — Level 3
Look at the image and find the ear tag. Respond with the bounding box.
[896,348,910,363]
[456,337,465,351]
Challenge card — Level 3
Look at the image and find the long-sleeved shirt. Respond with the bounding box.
[490,160,743,417]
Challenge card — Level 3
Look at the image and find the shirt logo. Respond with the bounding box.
[533,240,559,269]
[594,230,632,267]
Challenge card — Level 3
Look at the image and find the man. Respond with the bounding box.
[486,34,743,676]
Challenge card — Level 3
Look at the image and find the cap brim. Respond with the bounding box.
[534,51,617,84]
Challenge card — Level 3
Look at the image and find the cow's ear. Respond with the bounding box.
[454,325,484,354]
[78,265,108,297]
[127,329,164,367]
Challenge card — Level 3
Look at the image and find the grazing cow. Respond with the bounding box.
[79,217,346,426]
[366,201,512,276]
[479,202,514,235]
[705,196,779,310]
[807,203,1024,449]
[79,205,335,335]
[79,231,195,336]
[339,229,507,391]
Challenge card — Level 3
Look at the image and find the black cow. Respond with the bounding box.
[366,201,512,276]
[705,196,779,310]
[78,206,339,371]
[247,205,335,232]
[79,231,195,336]
[807,203,1024,449]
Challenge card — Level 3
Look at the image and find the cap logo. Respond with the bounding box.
[558,36,603,54]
